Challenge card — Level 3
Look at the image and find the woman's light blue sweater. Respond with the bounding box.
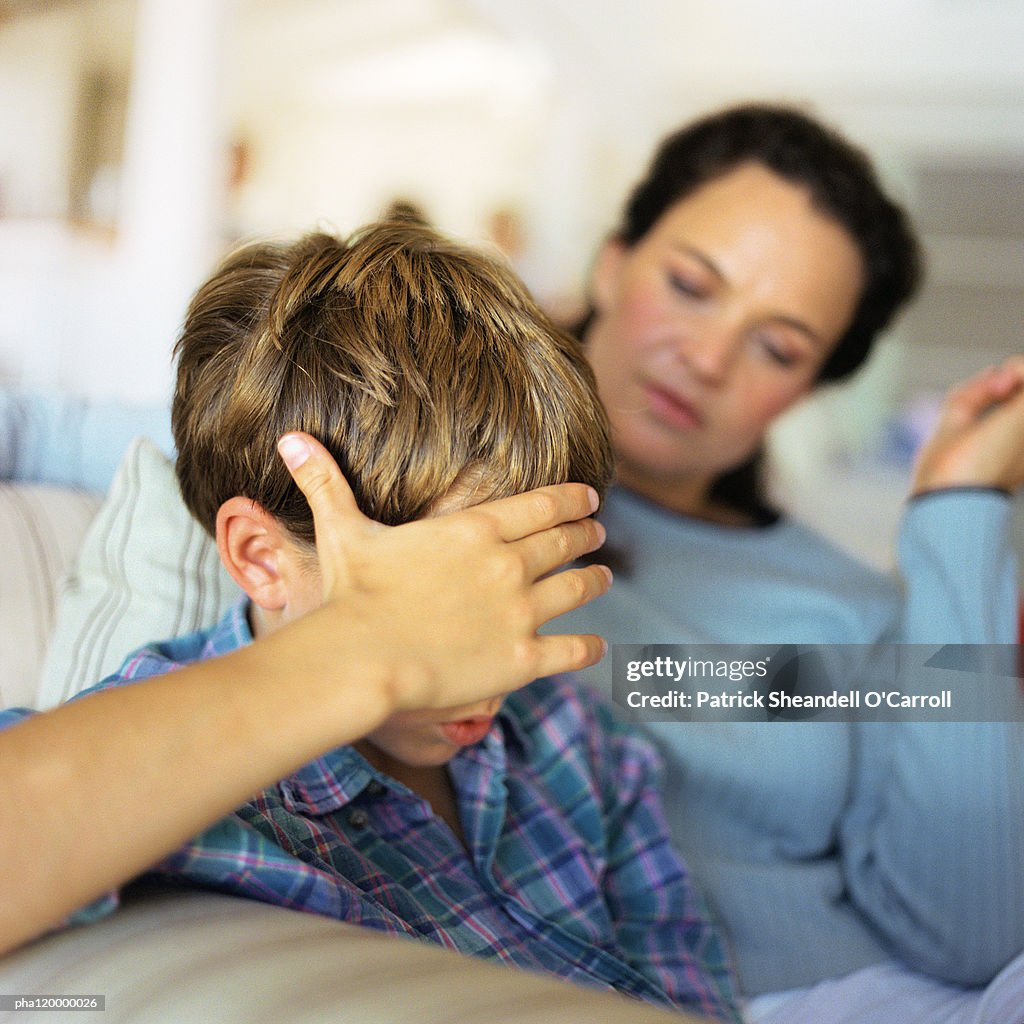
[555,486,1024,996]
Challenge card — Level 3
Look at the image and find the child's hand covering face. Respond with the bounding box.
[276,432,612,715]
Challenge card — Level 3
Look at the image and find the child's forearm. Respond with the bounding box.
[0,635,400,954]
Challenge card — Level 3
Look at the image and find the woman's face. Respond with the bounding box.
[586,162,865,514]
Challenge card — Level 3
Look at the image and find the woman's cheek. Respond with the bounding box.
[741,379,814,435]
[617,277,675,346]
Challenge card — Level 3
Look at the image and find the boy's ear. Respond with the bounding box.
[216,497,295,610]
[591,237,627,315]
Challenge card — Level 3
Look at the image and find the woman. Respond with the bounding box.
[555,104,1024,1018]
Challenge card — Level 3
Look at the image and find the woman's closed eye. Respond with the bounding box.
[752,328,805,368]
[667,271,709,300]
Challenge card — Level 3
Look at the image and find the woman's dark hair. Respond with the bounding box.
[580,103,923,523]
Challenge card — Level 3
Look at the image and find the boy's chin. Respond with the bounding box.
[354,735,457,774]
[386,741,458,768]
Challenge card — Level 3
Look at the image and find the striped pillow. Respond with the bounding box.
[38,438,237,708]
[0,483,101,709]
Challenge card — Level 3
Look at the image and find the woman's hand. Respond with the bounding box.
[911,357,1024,495]
[277,432,612,711]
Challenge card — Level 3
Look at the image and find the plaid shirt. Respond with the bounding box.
[4,602,738,1021]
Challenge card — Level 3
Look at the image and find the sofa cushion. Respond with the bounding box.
[0,483,101,709]
[0,890,690,1023]
[38,438,236,708]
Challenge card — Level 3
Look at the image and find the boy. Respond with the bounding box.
[2,222,737,1020]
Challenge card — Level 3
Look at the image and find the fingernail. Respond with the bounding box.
[593,521,607,546]
[278,434,311,469]
[586,487,600,512]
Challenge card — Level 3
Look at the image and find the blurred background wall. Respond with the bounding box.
[0,0,1021,566]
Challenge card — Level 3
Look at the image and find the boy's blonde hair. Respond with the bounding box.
[172,221,613,542]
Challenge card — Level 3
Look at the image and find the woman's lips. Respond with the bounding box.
[642,382,704,430]
[440,716,494,747]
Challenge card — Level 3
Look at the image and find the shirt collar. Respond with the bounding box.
[281,715,526,818]
[496,694,531,756]
[281,727,516,818]
[280,745,379,815]
[201,598,255,659]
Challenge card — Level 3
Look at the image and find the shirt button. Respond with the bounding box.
[348,809,369,829]
[366,782,385,797]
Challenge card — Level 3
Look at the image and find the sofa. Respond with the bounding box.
[0,438,694,1024]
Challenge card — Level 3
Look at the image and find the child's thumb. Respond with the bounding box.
[277,433,366,535]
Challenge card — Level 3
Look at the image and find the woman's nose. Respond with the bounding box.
[674,319,740,385]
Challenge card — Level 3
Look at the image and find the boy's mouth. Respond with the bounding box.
[440,716,494,747]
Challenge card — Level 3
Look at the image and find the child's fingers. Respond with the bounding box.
[530,563,613,625]
[530,633,609,679]
[277,433,380,596]
[277,432,367,536]
[473,483,601,542]
[513,518,607,582]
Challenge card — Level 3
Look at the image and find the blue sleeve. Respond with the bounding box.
[841,489,1024,986]
[896,488,1018,644]
[0,387,173,491]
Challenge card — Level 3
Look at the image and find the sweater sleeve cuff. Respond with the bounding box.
[910,484,1013,503]
[901,486,1014,566]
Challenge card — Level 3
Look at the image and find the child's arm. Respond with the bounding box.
[0,433,611,956]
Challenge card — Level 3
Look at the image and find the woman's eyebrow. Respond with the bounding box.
[671,242,827,348]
